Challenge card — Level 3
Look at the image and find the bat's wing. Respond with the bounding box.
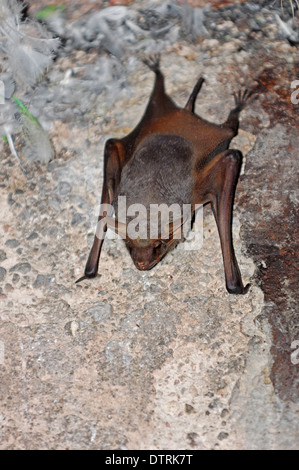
[76,138,126,282]
[192,149,249,294]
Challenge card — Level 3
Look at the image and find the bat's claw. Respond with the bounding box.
[142,53,161,73]
[75,270,100,284]
[75,275,87,284]
[227,282,251,295]
[242,283,251,294]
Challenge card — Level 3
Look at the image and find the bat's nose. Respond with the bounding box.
[135,260,150,270]
[134,258,157,271]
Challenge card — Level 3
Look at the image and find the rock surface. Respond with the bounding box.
[0,0,298,450]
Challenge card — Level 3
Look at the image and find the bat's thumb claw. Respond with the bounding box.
[243,283,251,294]
[75,275,87,284]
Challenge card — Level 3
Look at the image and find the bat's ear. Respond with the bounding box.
[161,216,189,240]
[106,216,127,239]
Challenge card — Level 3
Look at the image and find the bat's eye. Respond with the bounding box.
[125,239,133,249]
[153,240,167,250]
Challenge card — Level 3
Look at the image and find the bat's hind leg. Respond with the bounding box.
[141,54,177,117]
[185,76,205,113]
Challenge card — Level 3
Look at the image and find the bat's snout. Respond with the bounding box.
[134,259,156,271]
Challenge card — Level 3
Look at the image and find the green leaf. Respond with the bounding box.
[12,96,40,126]
[35,4,66,20]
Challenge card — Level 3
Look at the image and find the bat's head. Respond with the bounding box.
[124,236,178,271]
[106,215,187,270]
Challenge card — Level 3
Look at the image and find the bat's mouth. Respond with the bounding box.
[134,259,158,271]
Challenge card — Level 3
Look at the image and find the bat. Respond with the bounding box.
[77,54,252,294]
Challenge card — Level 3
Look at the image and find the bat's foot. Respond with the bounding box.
[142,53,161,73]
[185,76,205,112]
[224,90,256,133]
[233,89,255,112]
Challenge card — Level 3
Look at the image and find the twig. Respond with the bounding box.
[4,126,25,170]
[282,0,299,16]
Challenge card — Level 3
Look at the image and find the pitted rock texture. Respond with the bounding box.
[0,0,298,450]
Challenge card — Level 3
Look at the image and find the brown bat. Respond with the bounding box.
[77,55,252,294]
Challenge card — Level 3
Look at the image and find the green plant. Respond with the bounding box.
[35,4,66,21]
[12,96,40,125]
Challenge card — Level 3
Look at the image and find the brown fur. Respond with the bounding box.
[77,55,252,294]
